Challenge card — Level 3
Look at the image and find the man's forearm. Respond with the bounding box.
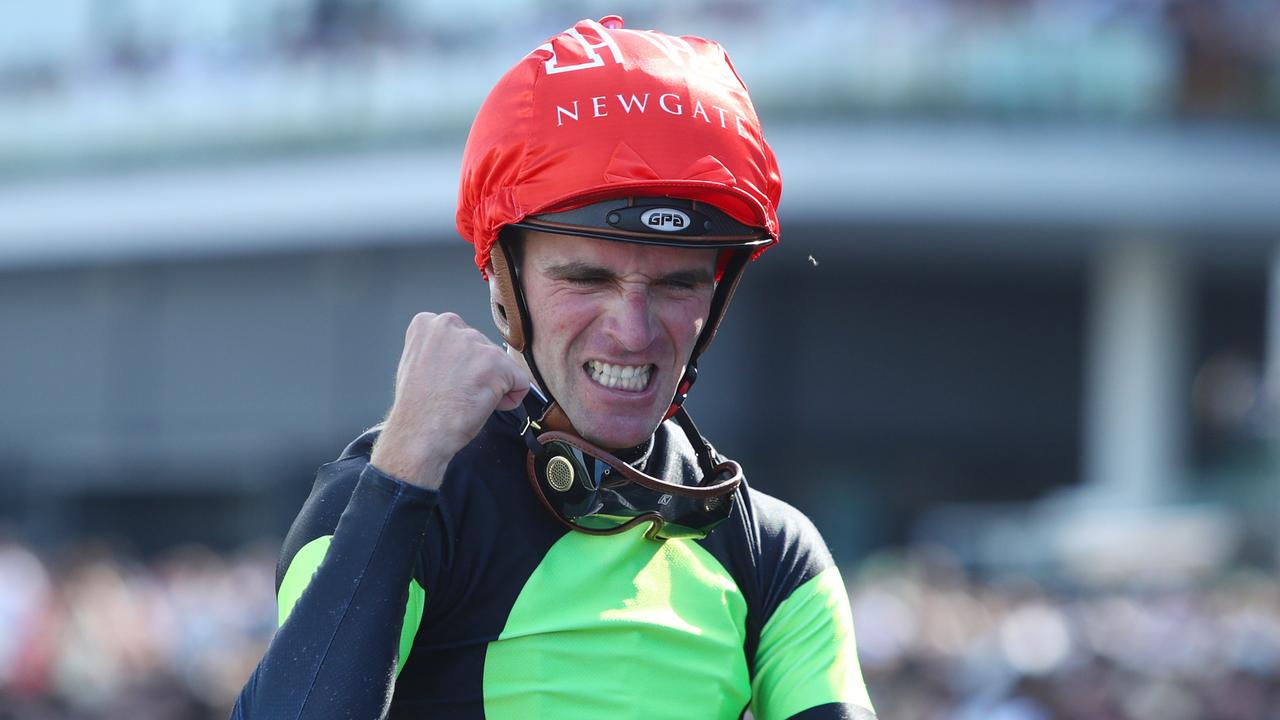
[232,465,436,719]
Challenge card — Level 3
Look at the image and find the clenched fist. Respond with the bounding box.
[370,312,531,490]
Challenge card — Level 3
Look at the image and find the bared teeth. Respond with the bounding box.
[586,360,652,391]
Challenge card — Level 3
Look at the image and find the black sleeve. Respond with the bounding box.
[231,457,437,720]
[789,702,879,719]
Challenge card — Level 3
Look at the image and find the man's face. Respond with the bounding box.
[512,230,717,450]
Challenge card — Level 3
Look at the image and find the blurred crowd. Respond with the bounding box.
[0,539,276,720]
[852,547,1280,720]
[5,537,1280,719]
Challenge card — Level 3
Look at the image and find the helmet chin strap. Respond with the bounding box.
[662,363,697,422]
[492,237,574,435]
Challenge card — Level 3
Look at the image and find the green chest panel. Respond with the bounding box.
[482,525,750,719]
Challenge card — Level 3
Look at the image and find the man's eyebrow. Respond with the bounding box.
[541,262,713,285]
[658,268,714,285]
[542,261,613,279]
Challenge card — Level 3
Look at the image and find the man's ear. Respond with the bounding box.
[486,255,526,351]
[486,263,502,309]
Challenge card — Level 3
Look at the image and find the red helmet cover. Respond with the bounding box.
[456,17,782,275]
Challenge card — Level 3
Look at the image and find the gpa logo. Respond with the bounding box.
[641,208,690,232]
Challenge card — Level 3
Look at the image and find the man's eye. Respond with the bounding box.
[566,275,608,285]
[660,277,703,290]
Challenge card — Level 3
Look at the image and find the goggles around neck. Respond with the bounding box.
[519,397,742,541]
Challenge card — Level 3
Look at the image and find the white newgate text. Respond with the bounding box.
[530,19,759,140]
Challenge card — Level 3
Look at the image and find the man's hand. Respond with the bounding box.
[370,312,531,490]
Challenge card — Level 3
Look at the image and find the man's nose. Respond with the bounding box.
[602,288,657,352]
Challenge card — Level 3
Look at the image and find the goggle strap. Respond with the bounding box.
[535,430,741,499]
[521,397,738,498]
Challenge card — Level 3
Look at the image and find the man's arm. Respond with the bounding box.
[231,459,436,719]
[233,312,530,718]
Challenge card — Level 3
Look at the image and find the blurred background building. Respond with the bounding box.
[2,0,1280,718]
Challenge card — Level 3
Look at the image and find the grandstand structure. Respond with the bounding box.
[2,0,1279,570]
